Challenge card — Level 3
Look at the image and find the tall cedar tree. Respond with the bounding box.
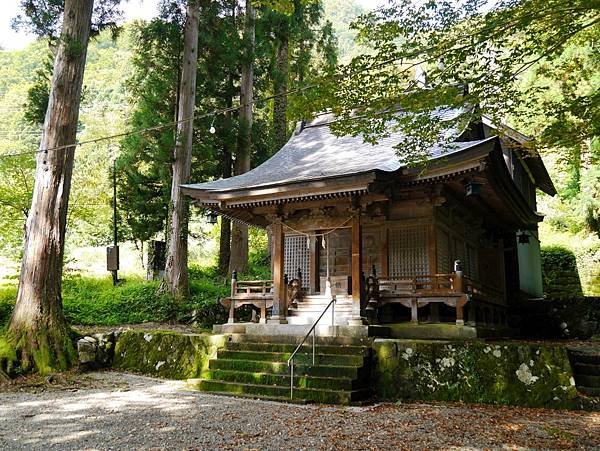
[117,0,242,273]
[266,0,338,149]
[6,0,95,375]
[229,0,256,275]
[117,18,182,246]
[161,0,201,300]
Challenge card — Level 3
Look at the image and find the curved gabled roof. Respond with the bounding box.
[183,110,492,194]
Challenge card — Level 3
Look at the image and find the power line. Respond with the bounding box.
[0,56,405,161]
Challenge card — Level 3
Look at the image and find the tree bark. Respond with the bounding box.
[273,33,289,150]
[229,0,255,275]
[7,0,94,374]
[161,0,199,300]
[218,76,234,276]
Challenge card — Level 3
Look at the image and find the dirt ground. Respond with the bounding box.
[0,371,598,450]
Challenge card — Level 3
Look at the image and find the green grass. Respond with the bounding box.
[0,264,252,328]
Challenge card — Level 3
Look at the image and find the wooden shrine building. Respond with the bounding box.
[182,110,555,337]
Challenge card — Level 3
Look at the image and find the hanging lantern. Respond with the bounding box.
[517,231,530,244]
[206,211,218,225]
[465,180,483,197]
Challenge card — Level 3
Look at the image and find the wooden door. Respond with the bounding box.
[319,229,351,293]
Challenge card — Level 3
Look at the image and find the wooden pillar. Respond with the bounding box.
[228,270,237,324]
[348,214,365,326]
[268,222,287,323]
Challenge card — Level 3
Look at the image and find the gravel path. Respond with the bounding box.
[0,371,598,450]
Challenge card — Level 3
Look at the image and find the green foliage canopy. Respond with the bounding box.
[306,0,599,164]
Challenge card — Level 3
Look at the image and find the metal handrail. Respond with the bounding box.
[287,297,336,399]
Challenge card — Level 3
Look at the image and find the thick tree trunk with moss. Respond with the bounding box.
[161,0,200,300]
[229,0,255,275]
[6,0,94,375]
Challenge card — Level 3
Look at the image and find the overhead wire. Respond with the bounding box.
[0,55,406,161]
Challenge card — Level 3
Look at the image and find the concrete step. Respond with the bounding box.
[224,341,370,356]
[226,334,373,347]
[285,316,352,326]
[201,369,362,391]
[299,298,352,304]
[574,374,600,388]
[569,349,600,364]
[193,334,374,405]
[578,386,600,397]
[573,362,600,376]
[292,304,353,310]
[189,379,372,405]
[208,358,368,380]
[216,349,366,366]
[184,384,311,404]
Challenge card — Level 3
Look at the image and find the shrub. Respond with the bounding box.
[541,245,579,272]
[541,245,583,299]
[0,263,270,329]
[179,278,229,327]
[62,276,176,325]
[0,285,16,328]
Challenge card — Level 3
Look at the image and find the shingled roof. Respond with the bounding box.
[183,111,495,194]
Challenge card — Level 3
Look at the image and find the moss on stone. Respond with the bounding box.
[373,339,578,409]
[113,330,227,379]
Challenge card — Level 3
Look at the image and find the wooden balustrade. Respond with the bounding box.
[367,271,469,325]
[222,271,274,324]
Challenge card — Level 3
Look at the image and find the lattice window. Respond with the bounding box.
[389,226,430,277]
[465,244,479,280]
[284,234,310,289]
[436,229,450,274]
[362,228,382,276]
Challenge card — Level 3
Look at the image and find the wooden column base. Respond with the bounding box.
[411,299,418,323]
[347,316,366,326]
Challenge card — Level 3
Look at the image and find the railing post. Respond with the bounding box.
[454,259,466,325]
[228,270,237,324]
[332,298,335,326]
[312,328,316,365]
[290,361,294,399]
[284,273,289,307]
[454,260,464,293]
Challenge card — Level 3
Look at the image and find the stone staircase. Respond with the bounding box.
[188,335,373,405]
[569,348,600,398]
[286,294,354,325]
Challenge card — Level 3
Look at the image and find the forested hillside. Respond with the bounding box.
[0,0,598,294]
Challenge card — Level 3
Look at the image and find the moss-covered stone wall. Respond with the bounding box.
[373,339,578,409]
[113,330,227,379]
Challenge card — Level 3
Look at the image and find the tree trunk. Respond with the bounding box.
[218,78,234,275]
[7,0,94,375]
[273,33,289,150]
[229,0,255,275]
[161,0,199,300]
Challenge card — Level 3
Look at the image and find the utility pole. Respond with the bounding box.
[108,158,119,286]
